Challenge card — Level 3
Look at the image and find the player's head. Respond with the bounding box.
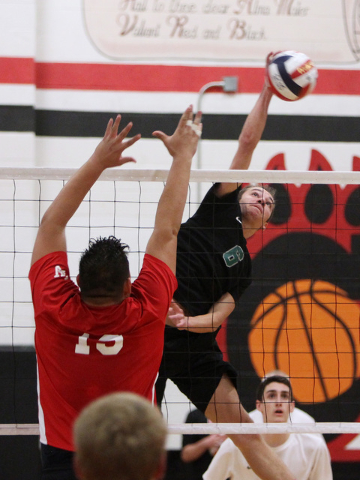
[255,375,295,423]
[238,185,276,231]
[78,236,130,304]
[74,392,167,480]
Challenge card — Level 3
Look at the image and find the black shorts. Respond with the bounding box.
[156,326,238,413]
[40,444,77,480]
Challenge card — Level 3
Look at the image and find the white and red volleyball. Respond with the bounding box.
[266,51,318,101]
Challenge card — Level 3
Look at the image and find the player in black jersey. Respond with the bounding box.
[156,60,296,480]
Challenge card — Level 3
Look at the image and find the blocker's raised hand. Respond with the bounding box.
[93,115,141,169]
[152,105,202,159]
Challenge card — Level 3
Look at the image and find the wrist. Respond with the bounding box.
[172,152,193,163]
[88,153,108,173]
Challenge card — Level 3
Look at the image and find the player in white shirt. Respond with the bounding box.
[203,375,333,480]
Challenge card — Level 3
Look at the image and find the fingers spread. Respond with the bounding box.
[112,115,122,134]
[117,121,133,140]
[104,118,114,137]
[122,133,141,149]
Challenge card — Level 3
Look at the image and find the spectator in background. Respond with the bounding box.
[203,375,333,480]
[250,370,320,425]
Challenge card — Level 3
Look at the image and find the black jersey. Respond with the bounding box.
[174,184,252,317]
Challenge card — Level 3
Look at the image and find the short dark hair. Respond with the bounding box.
[79,236,129,300]
[238,184,276,202]
[256,375,294,402]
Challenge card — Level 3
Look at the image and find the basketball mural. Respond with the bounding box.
[227,150,360,461]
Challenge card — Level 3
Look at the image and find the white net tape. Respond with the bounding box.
[1,167,360,184]
[2,422,360,436]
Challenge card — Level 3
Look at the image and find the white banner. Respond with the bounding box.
[84,0,360,63]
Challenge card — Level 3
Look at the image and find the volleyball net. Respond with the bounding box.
[1,167,360,436]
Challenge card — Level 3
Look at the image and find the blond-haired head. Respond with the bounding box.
[74,392,167,480]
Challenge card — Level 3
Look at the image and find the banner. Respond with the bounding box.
[84,0,360,63]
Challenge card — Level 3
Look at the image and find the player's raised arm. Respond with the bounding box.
[146,106,201,274]
[31,116,140,266]
[216,56,274,198]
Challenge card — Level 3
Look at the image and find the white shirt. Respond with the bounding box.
[249,408,326,444]
[203,434,333,480]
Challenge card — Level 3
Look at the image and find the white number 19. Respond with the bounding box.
[75,333,124,356]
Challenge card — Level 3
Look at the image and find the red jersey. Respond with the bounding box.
[29,251,177,451]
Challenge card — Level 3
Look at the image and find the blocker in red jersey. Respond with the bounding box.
[266,50,318,101]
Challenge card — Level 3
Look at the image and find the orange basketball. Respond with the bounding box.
[248,280,360,403]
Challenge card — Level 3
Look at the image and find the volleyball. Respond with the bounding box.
[266,51,318,101]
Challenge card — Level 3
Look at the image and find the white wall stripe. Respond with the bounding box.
[31,90,360,116]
